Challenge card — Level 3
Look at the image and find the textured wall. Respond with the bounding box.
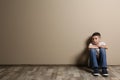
[0,0,120,65]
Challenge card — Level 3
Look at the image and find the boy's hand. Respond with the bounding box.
[97,44,108,49]
[96,44,101,48]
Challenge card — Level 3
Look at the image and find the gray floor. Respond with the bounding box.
[0,65,120,80]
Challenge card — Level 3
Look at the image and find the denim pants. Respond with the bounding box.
[89,48,107,68]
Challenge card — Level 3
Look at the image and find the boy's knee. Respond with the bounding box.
[99,48,106,56]
[90,48,96,52]
[100,48,106,52]
[89,48,97,54]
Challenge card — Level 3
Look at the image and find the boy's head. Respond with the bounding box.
[91,32,101,45]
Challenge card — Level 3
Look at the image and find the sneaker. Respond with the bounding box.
[102,68,109,76]
[93,68,100,76]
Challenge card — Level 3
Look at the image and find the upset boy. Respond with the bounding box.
[88,32,109,76]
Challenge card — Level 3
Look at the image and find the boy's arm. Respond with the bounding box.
[97,45,108,49]
[88,44,99,49]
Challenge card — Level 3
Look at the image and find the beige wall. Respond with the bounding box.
[0,0,120,65]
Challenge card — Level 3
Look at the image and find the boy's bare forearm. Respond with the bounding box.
[88,45,99,49]
[88,45,108,49]
[98,45,108,49]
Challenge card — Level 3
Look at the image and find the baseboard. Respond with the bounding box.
[0,64,86,66]
[0,64,115,66]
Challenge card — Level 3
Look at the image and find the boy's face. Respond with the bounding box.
[92,36,100,45]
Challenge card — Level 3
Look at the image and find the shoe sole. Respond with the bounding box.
[93,73,100,76]
[102,74,109,77]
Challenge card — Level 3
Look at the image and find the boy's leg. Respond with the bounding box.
[90,48,100,76]
[99,48,107,68]
[90,48,98,68]
[99,48,108,76]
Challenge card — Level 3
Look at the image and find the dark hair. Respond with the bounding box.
[92,32,101,37]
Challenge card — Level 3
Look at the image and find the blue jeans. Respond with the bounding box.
[89,48,107,68]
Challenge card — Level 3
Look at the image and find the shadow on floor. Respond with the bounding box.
[75,36,92,73]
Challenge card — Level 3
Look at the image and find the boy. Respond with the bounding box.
[88,32,109,76]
